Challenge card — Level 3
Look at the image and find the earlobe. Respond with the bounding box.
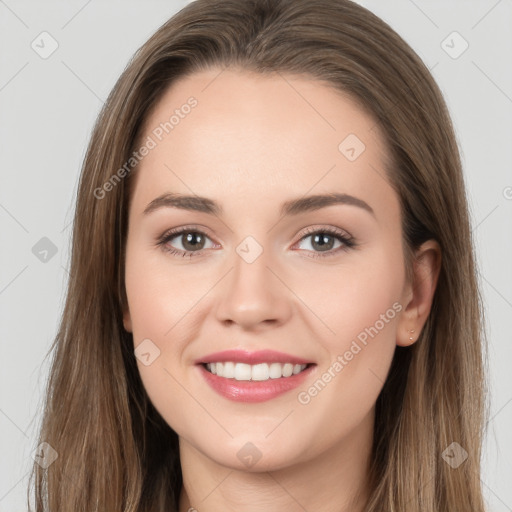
[397,328,417,347]
[396,240,441,347]
[123,308,133,333]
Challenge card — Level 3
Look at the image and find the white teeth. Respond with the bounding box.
[234,363,252,380]
[268,363,282,379]
[251,363,269,381]
[224,361,235,378]
[205,362,308,381]
[282,363,293,377]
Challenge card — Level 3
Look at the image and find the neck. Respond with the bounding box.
[178,408,374,512]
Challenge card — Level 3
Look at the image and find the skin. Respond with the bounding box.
[122,68,441,512]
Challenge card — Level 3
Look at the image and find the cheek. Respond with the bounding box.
[124,251,196,435]
[292,245,404,424]
[298,244,405,354]
[124,244,210,391]
[124,245,197,339]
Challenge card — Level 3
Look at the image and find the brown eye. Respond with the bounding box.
[157,227,216,258]
[175,231,207,251]
[295,227,356,259]
[304,232,337,252]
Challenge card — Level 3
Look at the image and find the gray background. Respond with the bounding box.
[1,0,511,510]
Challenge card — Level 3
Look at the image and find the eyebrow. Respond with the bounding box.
[143,192,375,218]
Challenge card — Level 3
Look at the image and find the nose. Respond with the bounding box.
[214,247,293,331]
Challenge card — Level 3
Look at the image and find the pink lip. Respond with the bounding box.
[197,363,315,403]
[196,349,313,365]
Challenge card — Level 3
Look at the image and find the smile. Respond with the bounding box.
[196,349,316,402]
[204,362,308,381]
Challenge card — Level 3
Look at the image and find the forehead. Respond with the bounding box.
[130,68,397,222]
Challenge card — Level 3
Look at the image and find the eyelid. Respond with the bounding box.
[158,224,217,242]
[295,224,353,242]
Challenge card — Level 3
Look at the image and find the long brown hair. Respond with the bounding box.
[28,0,488,510]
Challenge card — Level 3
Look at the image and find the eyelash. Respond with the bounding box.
[155,225,357,259]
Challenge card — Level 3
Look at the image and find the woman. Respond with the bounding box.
[28,0,488,510]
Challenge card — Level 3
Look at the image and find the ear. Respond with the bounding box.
[122,303,133,333]
[397,239,441,347]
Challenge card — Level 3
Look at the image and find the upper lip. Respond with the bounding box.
[196,349,313,366]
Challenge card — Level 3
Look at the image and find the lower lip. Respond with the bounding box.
[197,364,315,403]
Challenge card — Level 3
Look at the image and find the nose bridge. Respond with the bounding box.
[214,235,291,329]
[232,238,272,294]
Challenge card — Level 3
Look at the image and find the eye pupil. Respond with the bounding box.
[312,233,335,251]
[183,232,205,251]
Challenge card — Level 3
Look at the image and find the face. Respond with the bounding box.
[122,68,415,472]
